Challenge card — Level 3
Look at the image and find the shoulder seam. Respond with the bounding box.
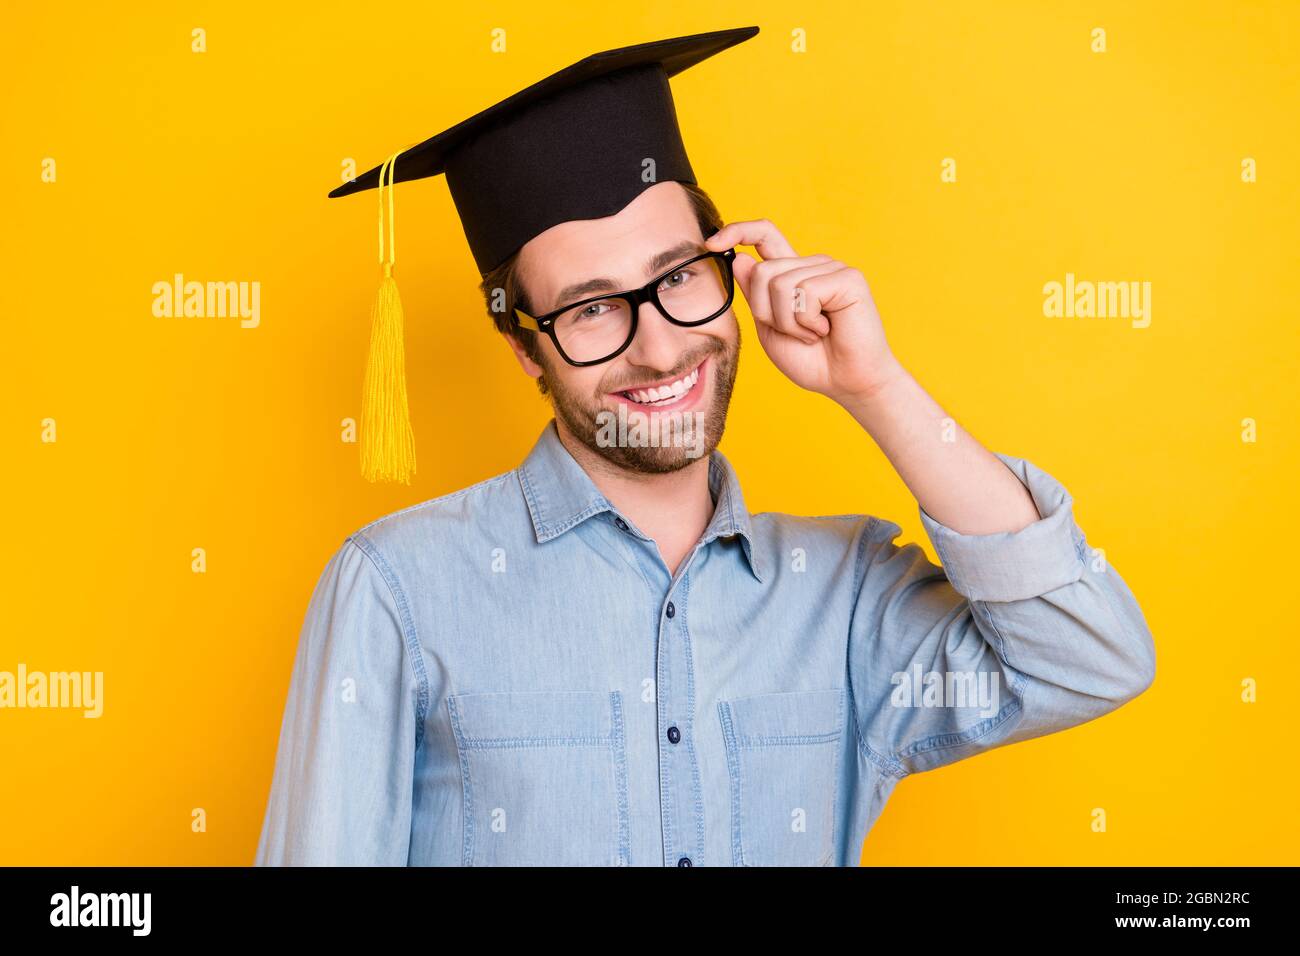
[351,469,515,537]
[344,534,431,754]
[752,510,871,523]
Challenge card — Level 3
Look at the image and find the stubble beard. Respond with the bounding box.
[542,326,741,475]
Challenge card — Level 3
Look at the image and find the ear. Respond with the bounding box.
[503,331,545,379]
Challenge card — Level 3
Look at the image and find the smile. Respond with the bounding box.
[613,360,706,409]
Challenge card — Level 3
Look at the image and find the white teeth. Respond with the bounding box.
[622,365,700,406]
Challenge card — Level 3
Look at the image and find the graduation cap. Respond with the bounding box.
[332,25,760,483]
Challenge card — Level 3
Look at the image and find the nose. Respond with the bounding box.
[623,300,690,373]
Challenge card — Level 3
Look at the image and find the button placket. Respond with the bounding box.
[656,574,703,866]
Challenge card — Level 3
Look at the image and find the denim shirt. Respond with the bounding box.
[254,419,1155,866]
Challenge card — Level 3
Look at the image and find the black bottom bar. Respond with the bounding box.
[0,866,1283,941]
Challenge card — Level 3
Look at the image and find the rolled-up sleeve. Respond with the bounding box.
[848,453,1156,777]
[254,536,424,865]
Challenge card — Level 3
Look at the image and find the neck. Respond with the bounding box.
[554,417,714,577]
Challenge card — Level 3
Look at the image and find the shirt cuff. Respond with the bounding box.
[917,452,1086,603]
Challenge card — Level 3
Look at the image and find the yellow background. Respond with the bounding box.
[2,1,1296,865]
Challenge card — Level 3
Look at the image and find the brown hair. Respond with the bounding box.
[478,181,725,393]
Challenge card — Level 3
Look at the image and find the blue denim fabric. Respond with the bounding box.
[255,419,1154,866]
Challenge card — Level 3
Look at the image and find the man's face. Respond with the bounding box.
[511,181,740,474]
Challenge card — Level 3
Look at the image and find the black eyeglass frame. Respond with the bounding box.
[513,247,738,367]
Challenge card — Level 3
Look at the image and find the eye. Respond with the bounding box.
[657,266,696,292]
[573,300,617,322]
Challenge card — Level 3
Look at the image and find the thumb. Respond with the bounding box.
[731,250,758,305]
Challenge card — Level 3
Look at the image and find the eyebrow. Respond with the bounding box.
[549,239,707,312]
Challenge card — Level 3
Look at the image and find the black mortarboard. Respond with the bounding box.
[335,26,760,484]
[331,25,759,275]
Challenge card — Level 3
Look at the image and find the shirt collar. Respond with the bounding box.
[517,419,767,583]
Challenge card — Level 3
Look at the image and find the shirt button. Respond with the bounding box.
[677,856,693,867]
[666,602,676,619]
[667,725,681,744]
[614,517,628,531]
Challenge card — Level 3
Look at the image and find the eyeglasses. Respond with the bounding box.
[513,247,737,367]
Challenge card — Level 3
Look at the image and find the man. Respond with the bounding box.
[255,27,1155,866]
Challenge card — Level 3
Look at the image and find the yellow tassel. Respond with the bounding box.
[360,150,417,483]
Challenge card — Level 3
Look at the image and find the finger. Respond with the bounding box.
[745,255,835,344]
[704,218,798,261]
[771,260,844,338]
[761,257,836,343]
[793,271,865,340]
[741,254,832,320]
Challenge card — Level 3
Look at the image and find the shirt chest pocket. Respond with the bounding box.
[447,689,630,867]
[718,688,846,866]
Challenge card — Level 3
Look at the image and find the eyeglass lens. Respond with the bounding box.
[552,256,729,363]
